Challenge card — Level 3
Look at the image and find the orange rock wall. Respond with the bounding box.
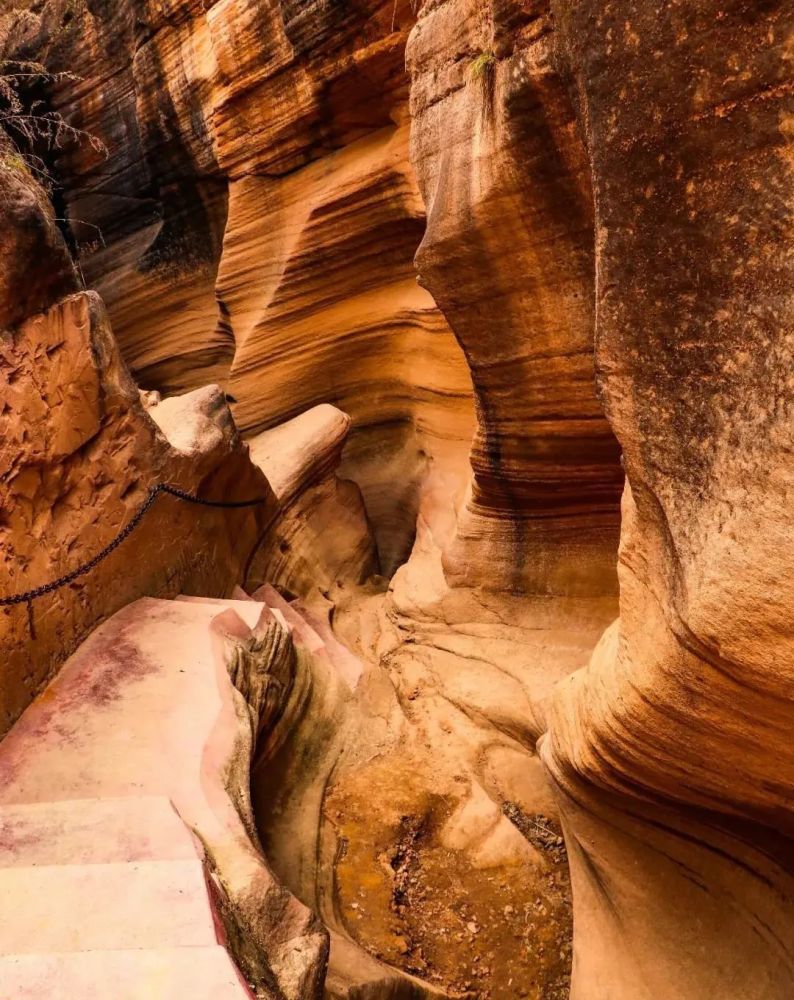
[49,0,476,572]
[542,2,794,997]
[0,288,273,734]
[407,0,624,594]
[0,158,272,734]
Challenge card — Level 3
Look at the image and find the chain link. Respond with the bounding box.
[0,483,269,607]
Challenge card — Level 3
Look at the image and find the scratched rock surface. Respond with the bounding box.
[0,161,274,735]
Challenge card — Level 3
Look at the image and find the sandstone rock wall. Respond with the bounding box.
[4,2,792,998]
[0,287,274,735]
[541,2,794,997]
[31,0,627,592]
[0,155,273,735]
[407,0,624,594]
[43,0,477,572]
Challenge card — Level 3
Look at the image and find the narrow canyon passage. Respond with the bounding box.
[1,1,792,999]
[244,414,620,997]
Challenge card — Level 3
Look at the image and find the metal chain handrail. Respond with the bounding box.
[0,483,269,607]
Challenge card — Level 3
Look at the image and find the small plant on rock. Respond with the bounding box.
[469,49,496,82]
[0,1,103,186]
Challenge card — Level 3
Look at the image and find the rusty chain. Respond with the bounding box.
[0,483,269,607]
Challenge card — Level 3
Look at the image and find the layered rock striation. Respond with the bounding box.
[39,0,476,572]
[407,0,624,594]
[541,2,794,998]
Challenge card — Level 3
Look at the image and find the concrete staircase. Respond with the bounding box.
[0,585,365,997]
[0,797,249,998]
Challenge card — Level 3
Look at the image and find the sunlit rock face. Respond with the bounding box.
[46,0,477,573]
[541,2,794,998]
[407,0,624,595]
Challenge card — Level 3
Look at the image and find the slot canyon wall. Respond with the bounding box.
[407,0,623,594]
[0,146,274,733]
[542,2,794,997]
[41,0,478,573]
[0,0,792,999]
[32,0,624,587]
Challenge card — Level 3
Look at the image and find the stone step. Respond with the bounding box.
[252,584,325,653]
[291,599,364,690]
[251,584,362,689]
[175,593,292,635]
[0,859,220,955]
[0,596,313,997]
[0,796,198,868]
[0,597,264,808]
[173,595,265,630]
[0,946,253,998]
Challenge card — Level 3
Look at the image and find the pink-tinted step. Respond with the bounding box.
[0,947,253,998]
[0,796,198,868]
[0,859,219,954]
[173,595,264,630]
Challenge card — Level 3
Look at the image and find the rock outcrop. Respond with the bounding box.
[0,155,273,736]
[539,3,794,998]
[0,141,76,329]
[407,0,624,593]
[246,405,379,602]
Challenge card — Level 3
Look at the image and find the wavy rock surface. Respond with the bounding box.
[246,405,379,601]
[407,0,624,593]
[250,571,586,1000]
[42,0,476,571]
[220,121,475,571]
[540,3,794,998]
[3,1,790,998]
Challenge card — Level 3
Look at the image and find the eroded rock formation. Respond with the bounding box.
[40,0,477,572]
[539,3,794,997]
[1,0,792,999]
[246,405,378,601]
[407,0,623,593]
[0,156,273,735]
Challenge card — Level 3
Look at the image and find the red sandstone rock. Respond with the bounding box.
[0,290,274,734]
[2,2,792,998]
